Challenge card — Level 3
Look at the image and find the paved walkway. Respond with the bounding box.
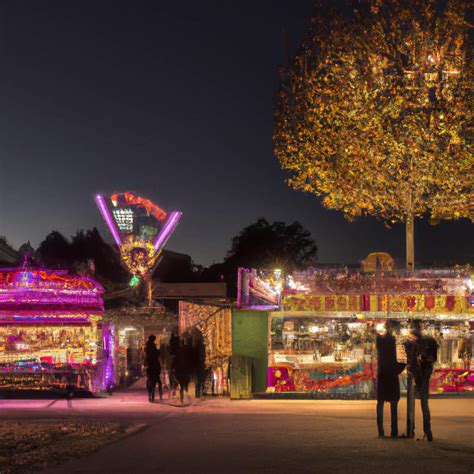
[1,388,472,473]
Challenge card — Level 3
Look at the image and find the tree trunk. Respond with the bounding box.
[405,210,415,437]
[406,213,415,270]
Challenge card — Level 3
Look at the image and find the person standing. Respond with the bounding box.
[191,329,206,398]
[144,335,162,403]
[159,339,172,393]
[168,332,180,399]
[404,320,438,441]
[173,337,192,404]
[376,320,406,437]
[169,332,180,357]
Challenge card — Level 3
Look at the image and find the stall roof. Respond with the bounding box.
[237,267,473,317]
[0,267,104,312]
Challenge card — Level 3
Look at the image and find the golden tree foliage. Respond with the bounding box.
[274,0,473,224]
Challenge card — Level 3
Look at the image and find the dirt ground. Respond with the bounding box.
[1,389,472,474]
[0,420,140,474]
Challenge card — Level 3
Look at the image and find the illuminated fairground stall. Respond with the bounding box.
[0,267,113,395]
[233,266,473,399]
[179,301,232,395]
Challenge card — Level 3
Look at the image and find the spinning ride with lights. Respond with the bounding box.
[95,192,182,303]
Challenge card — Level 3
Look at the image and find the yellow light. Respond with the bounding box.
[376,323,385,334]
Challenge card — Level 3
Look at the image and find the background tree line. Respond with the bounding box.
[31,219,318,297]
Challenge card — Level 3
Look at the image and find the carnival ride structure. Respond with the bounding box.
[95,192,182,303]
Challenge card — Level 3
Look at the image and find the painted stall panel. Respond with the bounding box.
[232,310,268,394]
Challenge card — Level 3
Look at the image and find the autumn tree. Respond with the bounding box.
[274,0,473,268]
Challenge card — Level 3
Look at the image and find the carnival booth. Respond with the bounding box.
[179,301,232,395]
[234,266,473,399]
[103,305,178,388]
[0,267,112,395]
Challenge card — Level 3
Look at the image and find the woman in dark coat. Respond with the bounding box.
[191,328,206,398]
[376,320,405,437]
[144,335,162,402]
[172,338,192,403]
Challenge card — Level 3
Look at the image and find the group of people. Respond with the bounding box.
[376,319,438,441]
[146,321,438,434]
[144,330,205,404]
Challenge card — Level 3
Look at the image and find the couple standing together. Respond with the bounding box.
[144,333,202,403]
[376,320,437,441]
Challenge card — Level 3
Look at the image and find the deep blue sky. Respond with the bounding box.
[0,1,472,266]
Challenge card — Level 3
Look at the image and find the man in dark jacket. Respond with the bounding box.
[191,329,206,398]
[173,337,192,403]
[404,320,438,441]
[144,335,162,402]
[376,320,406,437]
[169,333,180,356]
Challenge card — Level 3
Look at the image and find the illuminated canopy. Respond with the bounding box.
[0,268,104,313]
[238,267,474,317]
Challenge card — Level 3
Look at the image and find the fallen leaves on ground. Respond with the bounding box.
[0,420,141,473]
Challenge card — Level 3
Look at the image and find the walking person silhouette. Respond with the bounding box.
[376,320,406,437]
[404,320,438,441]
[144,335,162,403]
[173,337,192,404]
[191,328,206,398]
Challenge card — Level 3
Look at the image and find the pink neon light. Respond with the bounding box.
[0,268,104,312]
[153,211,182,253]
[237,267,242,308]
[95,194,122,247]
[0,317,91,325]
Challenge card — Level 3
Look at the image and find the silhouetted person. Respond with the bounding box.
[173,338,192,403]
[159,340,172,391]
[169,332,180,356]
[191,329,206,398]
[404,320,438,441]
[144,335,162,403]
[167,333,180,398]
[376,320,406,437]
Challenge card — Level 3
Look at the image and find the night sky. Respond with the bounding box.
[1,1,472,267]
